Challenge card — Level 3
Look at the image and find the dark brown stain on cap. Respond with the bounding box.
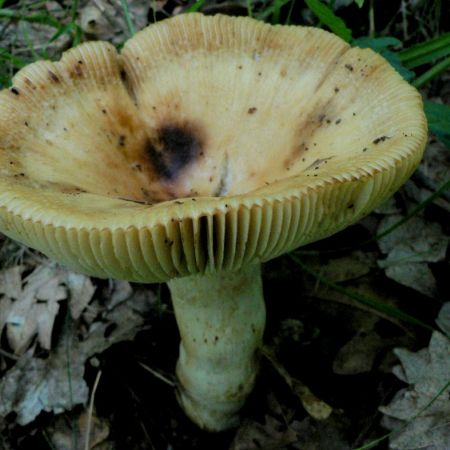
[146,122,205,180]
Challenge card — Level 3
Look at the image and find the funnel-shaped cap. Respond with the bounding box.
[0,14,427,282]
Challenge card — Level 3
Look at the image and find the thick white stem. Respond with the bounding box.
[167,263,265,431]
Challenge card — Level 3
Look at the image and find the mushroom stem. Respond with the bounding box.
[168,263,265,431]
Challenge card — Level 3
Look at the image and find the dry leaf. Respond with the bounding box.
[263,348,332,420]
[0,265,24,298]
[0,262,67,354]
[0,1,70,70]
[230,416,299,450]
[316,251,376,283]
[0,287,154,425]
[46,410,112,450]
[333,329,388,375]
[66,272,96,320]
[0,337,88,426]
[417,140,450,197]
[377,215,448,297]
[108,279,133,309]
[380,327,450,449]
[436,302,450,337]
[79,0,149,44]
[290,414,351,450]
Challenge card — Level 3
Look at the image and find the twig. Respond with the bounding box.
[138,361,176,387]
[0,348,19,360]
[84,369,102,450]
[368,0,375,38]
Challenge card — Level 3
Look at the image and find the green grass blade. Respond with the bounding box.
[70,0,79,22]
[355,378,450,449]
[48,22,81,46]
[120,0,136,36]
[0,8,61,28]
[186,0,206,13]
[413,55,450,89]
[246,0,253,18]
[0,49,28,68]
[398,33,450,69]
[255,0,292,21]
[271,0,292,24]
[290,254,436,332]
[304,0,352,42]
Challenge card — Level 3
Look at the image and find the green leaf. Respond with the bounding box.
[271,0,292,24]
[354,0,365,7]
[353,36,402,52]
[353,37,415,81]
[304,0,352,42]
[424,101,450,148]
[255,0,292,22]
[398,33,450,69]
[185,0,206,12]
[413,55,450,89]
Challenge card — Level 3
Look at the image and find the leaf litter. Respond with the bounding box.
[380,303,450,449]
[377,215,448,297]
[0,262,67,354]
[45,409,112,450]
[0,259,155,426]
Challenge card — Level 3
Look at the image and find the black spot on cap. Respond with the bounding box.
[146,123,203,179]
[48,71,60,83]
[373,135,390,144]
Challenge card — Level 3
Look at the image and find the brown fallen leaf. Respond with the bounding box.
[46,410,112,450]
[290,414,351,450]
[230,415,299,450]
[263,347,333,420]
[79,0,150,43]
[332,313,393,376]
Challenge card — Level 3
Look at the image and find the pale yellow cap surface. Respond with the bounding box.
[0,14,427,282]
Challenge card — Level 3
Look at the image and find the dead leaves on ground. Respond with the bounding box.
[379,303,450,450]
[0,263,68,354]
[377,215,448,297]
[0,262,93,355]
[46,409,112,450]
[230,393,349,450]
[0,259,155,426]
[263,347,333,421]
[79,0,149,42]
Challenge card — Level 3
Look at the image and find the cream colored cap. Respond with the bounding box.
[0,13,427,282]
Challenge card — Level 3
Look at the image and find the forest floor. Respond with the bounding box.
[0,1,449,449]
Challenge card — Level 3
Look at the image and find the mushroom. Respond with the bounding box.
[0,14,427,431]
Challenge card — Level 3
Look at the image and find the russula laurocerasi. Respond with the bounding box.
[0,13,427,431]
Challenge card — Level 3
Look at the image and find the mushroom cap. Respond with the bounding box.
[0,14,427,282]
